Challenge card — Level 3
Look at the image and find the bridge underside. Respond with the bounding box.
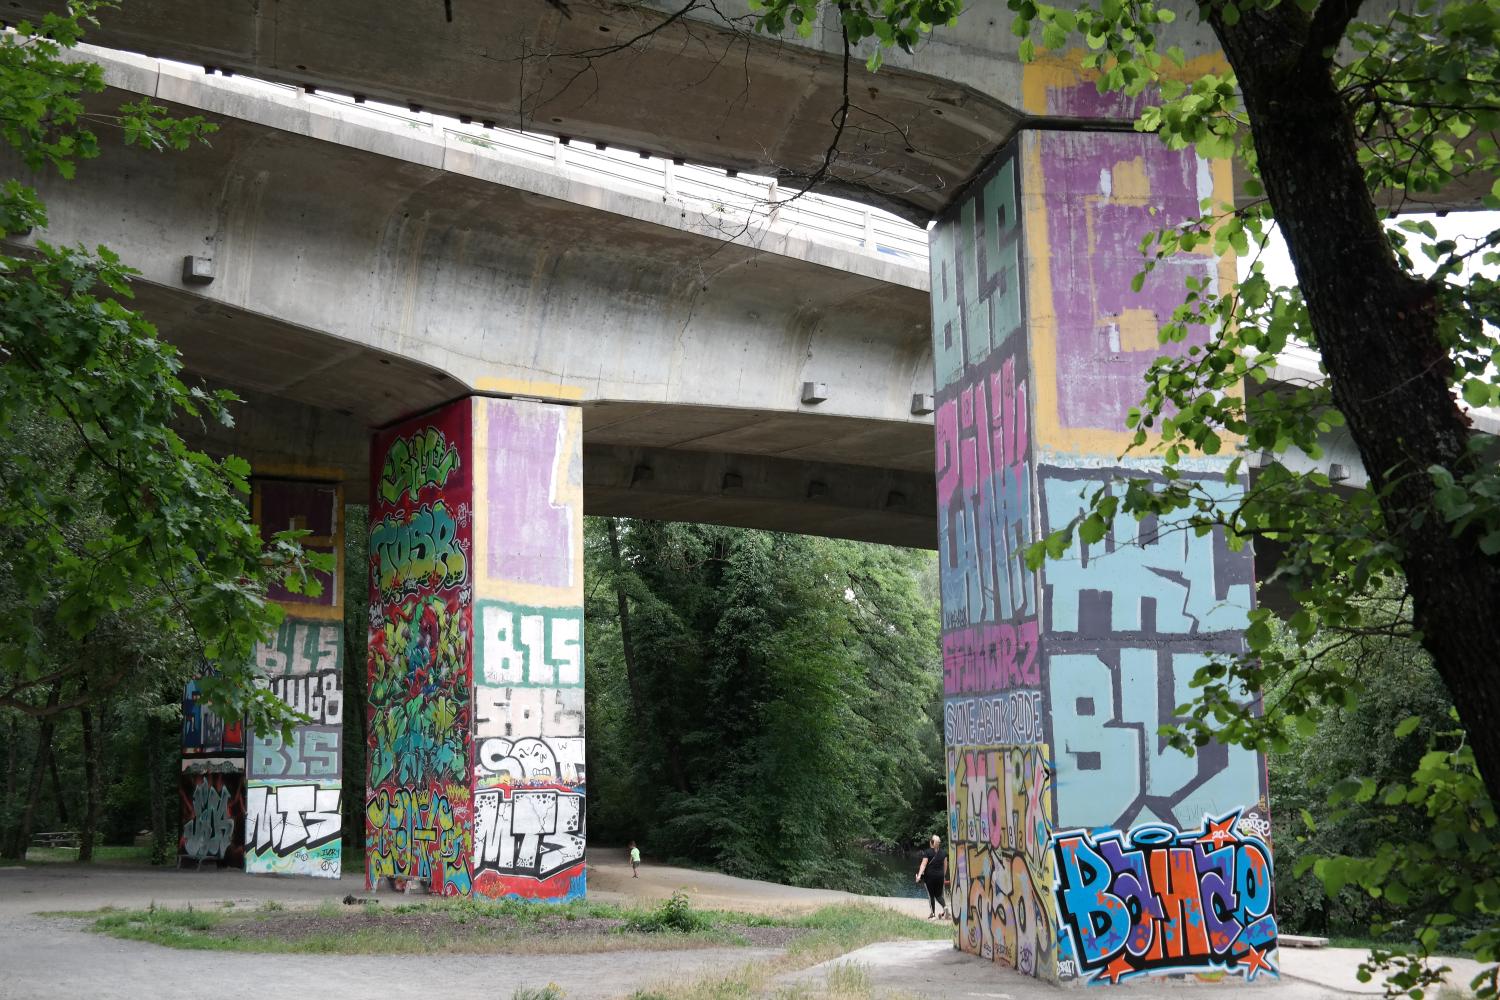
[183,370,938,550]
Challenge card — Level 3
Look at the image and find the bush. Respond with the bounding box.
[623,892,711,934]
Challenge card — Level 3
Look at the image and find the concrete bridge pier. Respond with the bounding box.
[931,117,1275,983]
[364,394,586,900]
[179,476,347,876]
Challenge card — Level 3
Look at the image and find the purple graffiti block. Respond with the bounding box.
[1039,132,1219,436]
[483,399,576,590]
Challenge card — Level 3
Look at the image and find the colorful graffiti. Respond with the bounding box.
[179,763,244,866]
[949,745,1056,975]
[931,142,1050,974]
[367,402,475,895]
[469,396,586,901]
[182,676,244,757]
[247,618,344,877]
[927,119,1269,982]
[1052,812,1278,983]
[370,502,468,597]
[1040,468,1260,831]
[379,425,461,505]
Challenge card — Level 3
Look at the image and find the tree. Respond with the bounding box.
[584,518,942,890]
[751,0,1497,991]
[0,2,327,736]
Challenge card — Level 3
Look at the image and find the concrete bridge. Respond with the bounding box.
[7,0,1482,221]
[10,26,1455,987]
[8,45,1392,552]
[14,46,946,547]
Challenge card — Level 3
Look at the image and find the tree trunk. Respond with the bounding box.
[1214,6,1500,803]
[607,517,690,793]
[0,717,19,858]
[145,708,171,865]
[9,682,63,858]
[47,747,69,828]
[607,518,648,734]
[78,690,101,862]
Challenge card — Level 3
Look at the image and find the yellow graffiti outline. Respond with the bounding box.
[1020,53,1240,459]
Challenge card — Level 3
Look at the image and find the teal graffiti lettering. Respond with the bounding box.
[371,502,467,596]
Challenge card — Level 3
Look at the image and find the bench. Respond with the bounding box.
[31,831,79,849]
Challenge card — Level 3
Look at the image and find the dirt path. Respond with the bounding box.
[588,847,932,918]
[0,851,931,1000]
[0,848,930,920]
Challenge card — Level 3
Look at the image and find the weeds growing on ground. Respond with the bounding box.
[512,985,566,1000]
[624,893,713,934]
[627,905,948,1000]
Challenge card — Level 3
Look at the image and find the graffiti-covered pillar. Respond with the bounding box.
[932,73,1275,984]
[366,395,585,901]
[245,478,347,878]
[179,477,346,873]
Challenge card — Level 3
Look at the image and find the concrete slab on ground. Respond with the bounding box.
[776,940,1488,1000]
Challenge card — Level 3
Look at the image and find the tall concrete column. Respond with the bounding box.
[932,113,1276,983]
[178,475,346,875]
[245,478,347,877]
[365,395,585,901]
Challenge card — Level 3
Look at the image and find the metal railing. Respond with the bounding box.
[245,78,930,267]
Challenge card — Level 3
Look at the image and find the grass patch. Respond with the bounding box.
[628,904,949,1000]
[74,895,944,974]
[20,844,152,866]
[78,895,783,955]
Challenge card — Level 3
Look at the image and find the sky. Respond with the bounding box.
[1248,210,1500,286]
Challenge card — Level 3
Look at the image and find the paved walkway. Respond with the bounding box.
[0,854,1486,999]
[779,940,1489,999]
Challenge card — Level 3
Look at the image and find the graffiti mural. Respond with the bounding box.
[470,397,586,902]
[178,762,244,867]
[1039,467,1260,831]
[948,745,1056,975]
[367,401,475,895]
[1052,812,1278,984]
[246,783,342,876]
[256,479,342,613]
[927,115,1269,982]
[931,140,1050,973]
[362,396,584,901]
[182,675,244,757]
[247,618,344,877]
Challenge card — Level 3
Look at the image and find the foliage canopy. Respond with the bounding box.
[0,3,327,733]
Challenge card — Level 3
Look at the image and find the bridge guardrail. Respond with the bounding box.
[281,86,931,266]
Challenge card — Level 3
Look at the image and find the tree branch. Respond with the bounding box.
[1303,0,1365,68]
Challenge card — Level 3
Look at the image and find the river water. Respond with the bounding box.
[862,850,928,899]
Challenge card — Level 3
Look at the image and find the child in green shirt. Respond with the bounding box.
[629,842,641,878]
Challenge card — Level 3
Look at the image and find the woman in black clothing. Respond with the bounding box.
[914,833,948,919]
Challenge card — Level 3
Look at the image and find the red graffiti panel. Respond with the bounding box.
[366,399,475,895]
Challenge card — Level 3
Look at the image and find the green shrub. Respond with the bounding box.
[624,892,712,934]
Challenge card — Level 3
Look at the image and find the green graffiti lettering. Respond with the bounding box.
[379,427,461,504]
[371,501,467,596]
